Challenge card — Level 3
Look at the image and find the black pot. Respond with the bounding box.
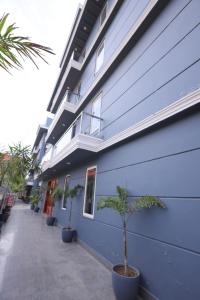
[31,204,35,210]
[2,213,10,222]
[34,206,40,213]
[0,220,4,229]
[46,216,56,226]
[62,228,75,243]
[112,264,140,300]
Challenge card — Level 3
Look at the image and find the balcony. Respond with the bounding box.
[41,146,54,173]
[43,112,103,176]
[32,146,39,157]
[51,51,82,114]
[45,90,81,145]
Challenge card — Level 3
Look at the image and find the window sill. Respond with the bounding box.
[83,213,94,219]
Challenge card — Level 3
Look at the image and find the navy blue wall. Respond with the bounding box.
[50,109,200,300]
[43,1,200,299]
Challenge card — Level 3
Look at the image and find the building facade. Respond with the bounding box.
[37,1,200,299]
[30,117,53,201]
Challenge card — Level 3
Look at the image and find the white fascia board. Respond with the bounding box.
[50,134,102,168]
[46,101,77,142]
[60,3,86,68]
[99,87,200,151]
[60,4,83,68]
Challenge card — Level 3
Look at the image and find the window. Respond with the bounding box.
[95,41,104,74]
[71,115,81,139]
[90,94,102,135]
[79,48,86,63]
[83,167,97,218]
[62,175,70,209]
[76,81,81,96]
[100,3,107,26]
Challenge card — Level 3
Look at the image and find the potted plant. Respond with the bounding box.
[62,184,83,242]
[46,186,63,226]
[1,206,10,222]
[30,190,40,213]
[97,186,165,300]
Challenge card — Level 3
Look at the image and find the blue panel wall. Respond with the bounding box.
[73,0,200,140]
[45,1,200,299]
[51,110,200,300]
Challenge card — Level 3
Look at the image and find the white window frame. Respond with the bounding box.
[95,40,105,74]
[99,2,107,27]
[90,93,102,135]
[83,166,97,219]
[61,175,70,210]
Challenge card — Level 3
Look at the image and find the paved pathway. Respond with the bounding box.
[0,201,115,300]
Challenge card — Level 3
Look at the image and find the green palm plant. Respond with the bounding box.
[7,143,32,192]
[97,186,165,276]
[64,184,83,229]
[49,186,64,216]
[30,189,39,205]
[0,13,54,72]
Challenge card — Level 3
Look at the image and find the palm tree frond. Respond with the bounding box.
[0,13,55,71]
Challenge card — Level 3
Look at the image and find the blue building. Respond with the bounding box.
[29,117,53,195]
[35,1,200,299]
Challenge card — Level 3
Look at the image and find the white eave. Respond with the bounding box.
[46,101,77,143]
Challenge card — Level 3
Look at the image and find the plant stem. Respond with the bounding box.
[68,199,72,228]
[123,217,128,275]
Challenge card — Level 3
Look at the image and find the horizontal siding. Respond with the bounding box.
[49,110,200,299]
[45,1,200,299]
[100,0,200,139]
[76,218,200,300]
[79,0,150,100]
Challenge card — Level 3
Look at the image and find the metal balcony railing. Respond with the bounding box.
[53,111,103,157]
[41,147,53,167]
[56,89,81,112]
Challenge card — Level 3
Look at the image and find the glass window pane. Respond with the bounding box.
[95,42,104,73]
[100,4,107,26]
[84,168,96,215]
[90,95,101,134]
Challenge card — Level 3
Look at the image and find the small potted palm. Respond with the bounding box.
[62,184,83,243]
[46,186,63,226]
[97,186,165,300]
[30,190,40,213]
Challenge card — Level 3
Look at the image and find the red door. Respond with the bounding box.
[43,179,57,215]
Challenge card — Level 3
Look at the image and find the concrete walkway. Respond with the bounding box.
[0,201,115,300]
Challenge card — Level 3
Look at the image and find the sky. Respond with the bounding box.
[0,0,85,151]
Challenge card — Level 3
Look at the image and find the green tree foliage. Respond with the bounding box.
[0,152,9,186]
[97,186,165,276]
[30,189,40,205]
[51,186,64,206]
[0,13,54,72]
[0,142,40,193]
